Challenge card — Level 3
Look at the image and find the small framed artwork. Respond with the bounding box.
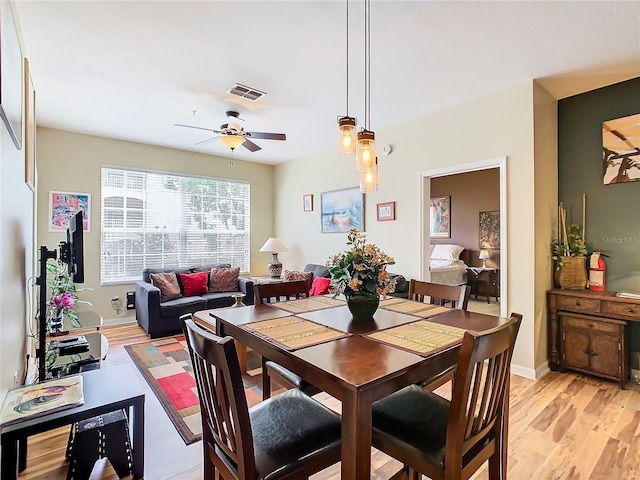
[429,196,450,238]
[49,191,91,232]
[479,211,500,249]
[320,186,364,233]
[376,201,395,222]
[303,193,313,212]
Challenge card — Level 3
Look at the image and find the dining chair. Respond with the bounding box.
[408,279,471,310]
[254,281,322,400]
[180,314,342,480]
[371,312,522,480]
[409,279,471,391]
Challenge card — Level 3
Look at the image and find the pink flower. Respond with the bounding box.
[50,293,75,310]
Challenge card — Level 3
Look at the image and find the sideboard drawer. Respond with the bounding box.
[562,315,620,335]
[603,301,640,320]
[557,296,601,314]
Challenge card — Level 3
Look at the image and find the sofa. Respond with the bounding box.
[135,263,254,338]
[301,264,409,298]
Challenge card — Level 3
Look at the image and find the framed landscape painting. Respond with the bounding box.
[320,187,363,233]
[429,196,450,238]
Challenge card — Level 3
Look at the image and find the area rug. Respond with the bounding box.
[125,335,262,445]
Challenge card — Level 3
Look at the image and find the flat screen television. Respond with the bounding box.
[60,210,85,284]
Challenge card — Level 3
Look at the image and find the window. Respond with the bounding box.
[101,166,250,284]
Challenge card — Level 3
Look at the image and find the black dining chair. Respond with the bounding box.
[371,312,522,480]
[180,314,342,480]
[254,281,322,400]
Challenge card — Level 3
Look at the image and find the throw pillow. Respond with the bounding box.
[209,267,240,293]
[431,244,464,261]
[309,277,331,296]
[283,270,313,283]
[179,271,209,297]
[149,272,182,303]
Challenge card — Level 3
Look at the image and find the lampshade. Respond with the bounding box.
[338,116,357,156]
[219,134,245,150]
[479,249,490,268]
[259,238,289,253]
[360,158,378,193]
[356,130,376,172]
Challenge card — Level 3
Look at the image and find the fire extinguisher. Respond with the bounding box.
[588,250,606,291]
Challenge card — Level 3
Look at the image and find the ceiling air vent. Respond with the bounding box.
[226,83,266,102]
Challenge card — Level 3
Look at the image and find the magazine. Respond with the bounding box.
[0,375,84,426]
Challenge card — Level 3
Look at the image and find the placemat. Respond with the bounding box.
[379,298,452,317]
[267,296,345,314]
[365,320,467,356]
[242,316,349,351]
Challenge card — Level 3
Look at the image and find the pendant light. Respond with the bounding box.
[357,0,376,182]
[360,157,378,193]
[337,0,357,156]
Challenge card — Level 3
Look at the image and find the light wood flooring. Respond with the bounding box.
[18,323,640,480]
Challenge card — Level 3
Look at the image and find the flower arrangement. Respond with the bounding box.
[327,228,396,299]
[551,223,588,269]
[46,261,91,331]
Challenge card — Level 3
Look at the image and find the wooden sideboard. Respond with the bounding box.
[548,289,640,388]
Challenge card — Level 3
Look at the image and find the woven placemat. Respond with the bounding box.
[379,298,452,317]
[268,296,345,314]
[365,320,466,356]
[243,316,349,351]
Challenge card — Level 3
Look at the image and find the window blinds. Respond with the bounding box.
[101,167,250,284]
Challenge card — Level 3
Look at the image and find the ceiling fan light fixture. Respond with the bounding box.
[338,116,357,156]
[220,134,245,150]
[356,129,376,172]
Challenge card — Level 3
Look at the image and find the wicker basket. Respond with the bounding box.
[557,256,587,289]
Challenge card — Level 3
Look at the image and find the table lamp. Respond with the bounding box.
[259,237,289,278]
[479,249,490,268]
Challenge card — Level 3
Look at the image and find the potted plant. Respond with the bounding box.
[551,221,589,289]
[327,228,395,319]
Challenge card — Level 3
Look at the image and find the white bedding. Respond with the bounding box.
[429,259,468,286]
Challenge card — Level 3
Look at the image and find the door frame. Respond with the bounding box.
[420,156,507,317]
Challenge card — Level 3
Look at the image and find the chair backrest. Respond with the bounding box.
[179,314,257,479]
[445,312,522,473]
[408,279,470,310]
[254,280,309,305]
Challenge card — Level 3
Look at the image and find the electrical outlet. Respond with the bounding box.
[111,296,122,309]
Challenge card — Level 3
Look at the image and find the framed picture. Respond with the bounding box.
[429,196,450,238]
[303,193,313,212]
[49,191,91,232]
[376,201,395,222]
[24,58,36,191]
[479,211,500,249]
[320,186,364,233]
[602,113,640,184]
[0,0,24,149]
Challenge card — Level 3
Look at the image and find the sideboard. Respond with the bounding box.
[547,289,640,388]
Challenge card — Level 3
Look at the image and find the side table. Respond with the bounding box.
[466,268,500,304]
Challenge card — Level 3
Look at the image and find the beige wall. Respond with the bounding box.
[36,128,275,322]
[275,82,553,377]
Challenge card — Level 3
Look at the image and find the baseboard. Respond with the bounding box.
[103,315,137,327]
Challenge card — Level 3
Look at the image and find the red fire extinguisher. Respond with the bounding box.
[588,250,606,291]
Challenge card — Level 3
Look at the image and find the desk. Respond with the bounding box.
[207,298,507,479]
[1,365,145,480]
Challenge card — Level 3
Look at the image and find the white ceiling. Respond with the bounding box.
[15,0,640,165]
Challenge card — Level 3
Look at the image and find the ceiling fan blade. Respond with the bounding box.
[246,131,286,141]
[242,139,262,152]
[195,136,219,146]
[174,123,221,133]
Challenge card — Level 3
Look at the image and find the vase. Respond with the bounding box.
[557,256,588,289]
[346,294,379,319]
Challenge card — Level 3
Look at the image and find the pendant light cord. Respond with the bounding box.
[364,0,371,130]
[346,0,349,115]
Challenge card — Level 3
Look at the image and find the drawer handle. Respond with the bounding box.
[575,301,581,307]
[628,308,635,314]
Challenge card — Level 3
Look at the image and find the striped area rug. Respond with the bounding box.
[125,335,262,445]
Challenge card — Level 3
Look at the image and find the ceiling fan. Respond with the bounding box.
[175,111,286,152]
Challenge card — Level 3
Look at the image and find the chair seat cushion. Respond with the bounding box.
[264,361,320,396]
[372,384,450,467]
[250,389,341,480]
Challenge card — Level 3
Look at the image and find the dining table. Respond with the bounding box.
[205,295,509,480]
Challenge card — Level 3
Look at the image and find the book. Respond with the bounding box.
[0,375,84,426]
[616,291,640,300]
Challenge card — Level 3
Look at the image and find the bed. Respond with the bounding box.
[429,244,471,286]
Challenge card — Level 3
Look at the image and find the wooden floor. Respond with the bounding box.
[18,323,640,480]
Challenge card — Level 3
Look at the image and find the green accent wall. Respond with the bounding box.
[558,77,640,350]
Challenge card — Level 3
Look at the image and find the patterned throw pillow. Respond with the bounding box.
[283,270,313,283]
[178,271,209,297]
[149,272,182,303]
[209,267,240,293]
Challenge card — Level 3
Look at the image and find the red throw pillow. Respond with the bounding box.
[309,277,331,296]
[179,271,209,297]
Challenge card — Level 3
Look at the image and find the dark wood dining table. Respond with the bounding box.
[205,297,508,480]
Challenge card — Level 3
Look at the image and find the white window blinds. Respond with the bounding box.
[101,167,250,284]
